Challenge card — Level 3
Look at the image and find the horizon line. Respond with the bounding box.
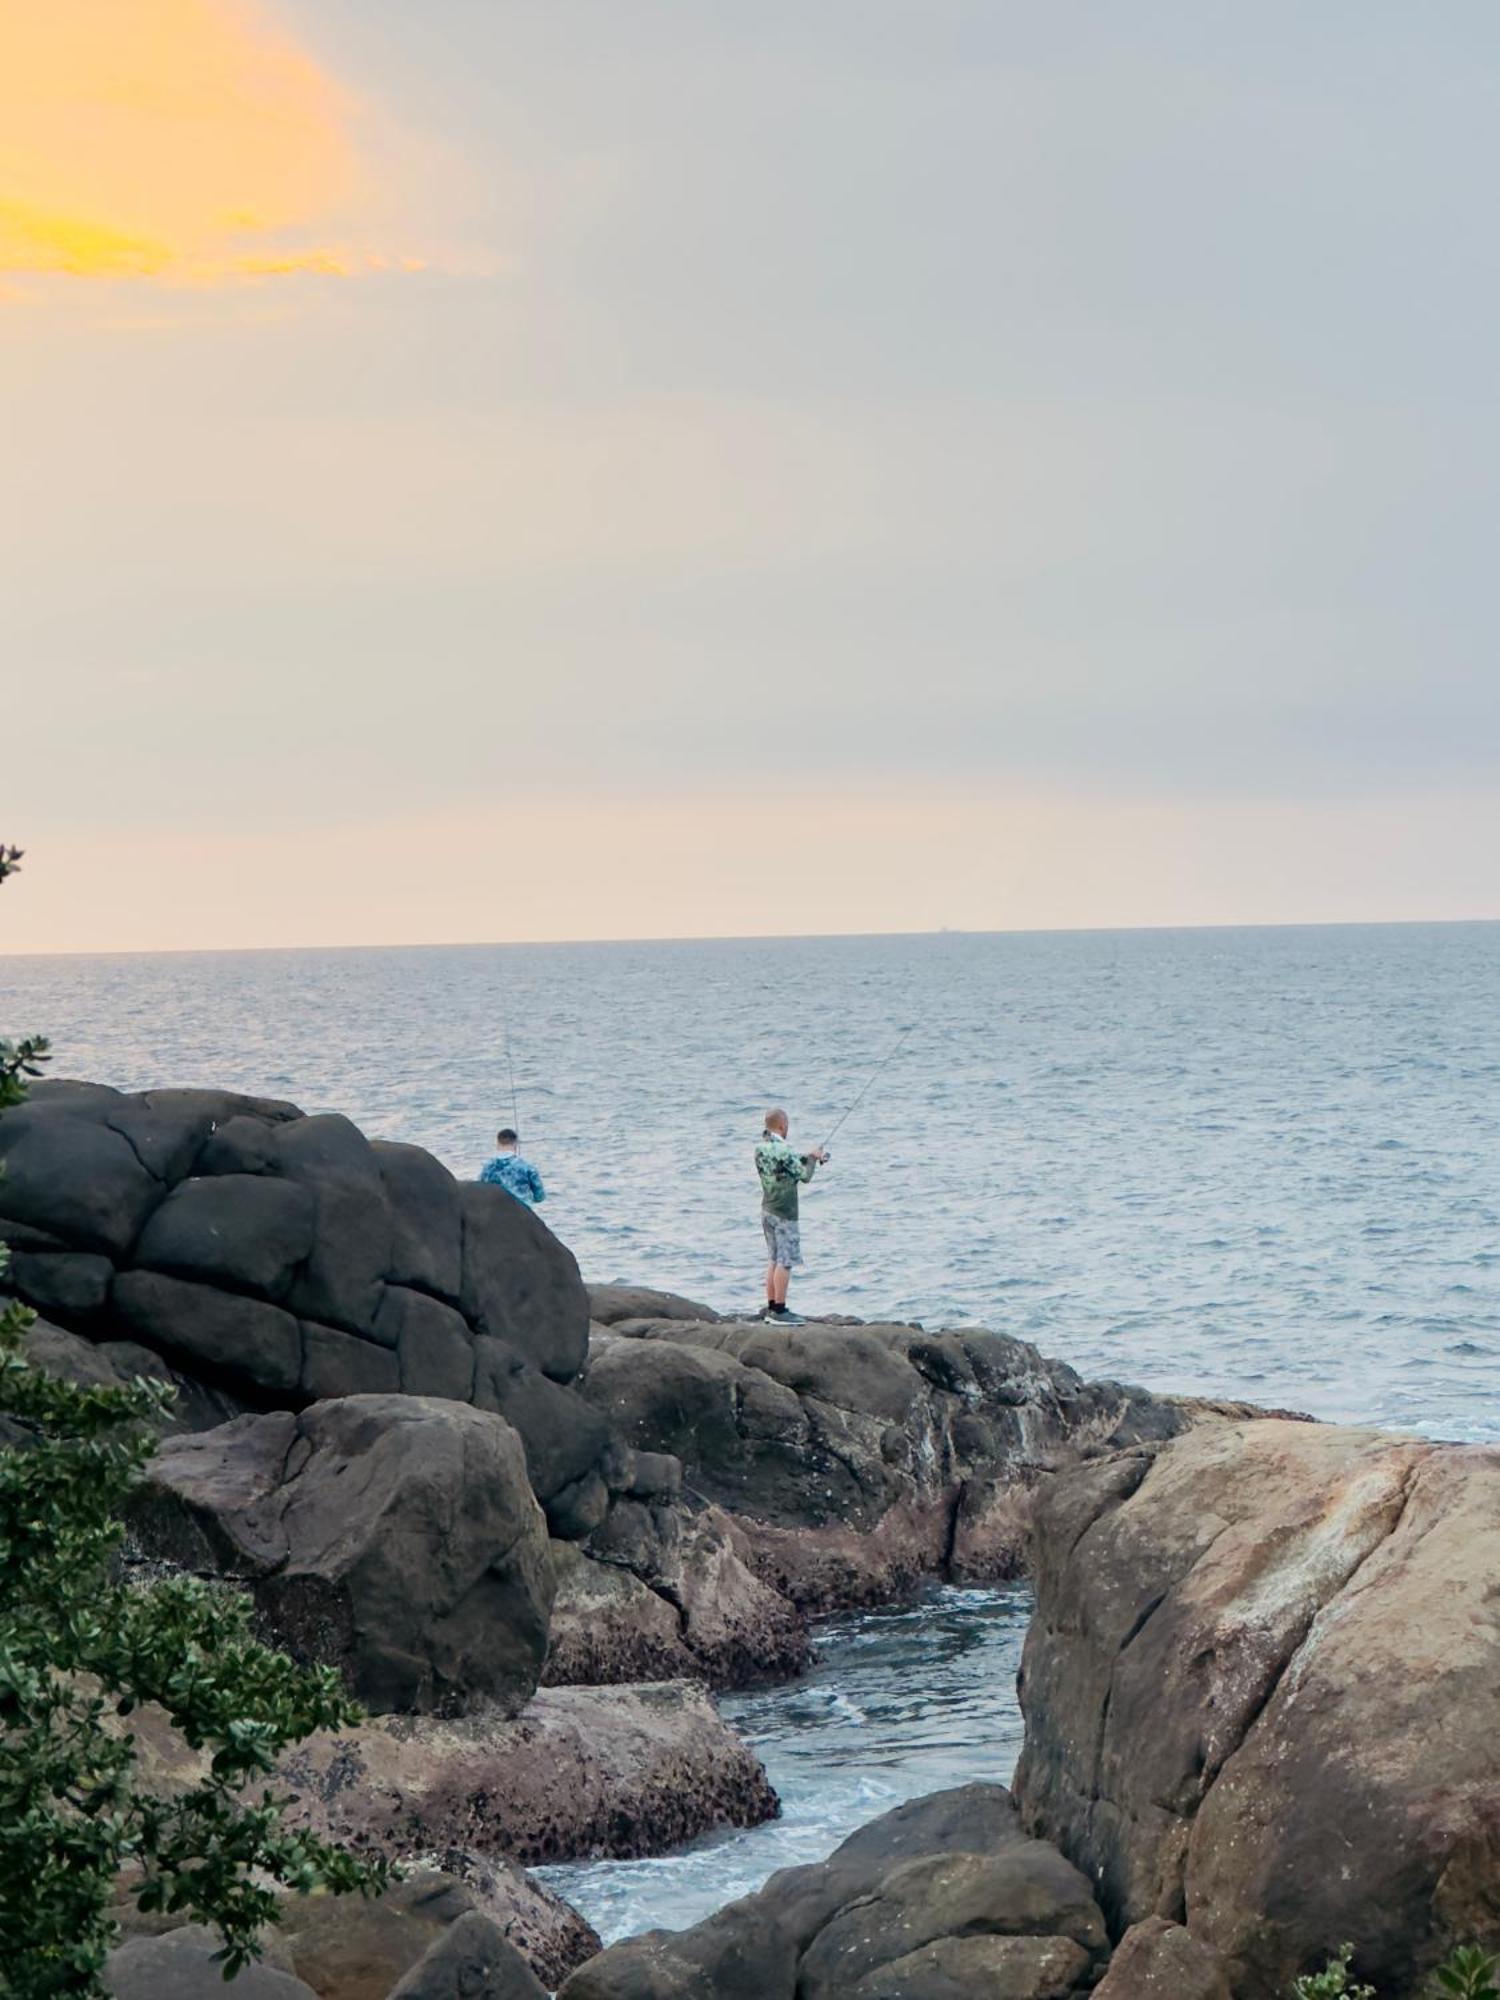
[3,910,1498,962]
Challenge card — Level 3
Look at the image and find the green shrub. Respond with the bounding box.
[0,846,390,1996]
[1429,1946,1500,1999]
[1293,1944,1377,1999]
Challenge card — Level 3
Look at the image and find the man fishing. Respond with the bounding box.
[756,1109,827,1323]
[478,1127,546,1209]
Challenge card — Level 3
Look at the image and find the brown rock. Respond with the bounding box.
[131,1396,553,1716]
[387,1910,545,2000]
[1014,1420,1500,1998]
[105,1926,317,2000]
[1092,1919,1232,1999]
[275,1681,779,1865]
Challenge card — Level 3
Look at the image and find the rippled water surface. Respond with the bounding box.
[537,1585,1031,1944]
[4,923,1497,1437]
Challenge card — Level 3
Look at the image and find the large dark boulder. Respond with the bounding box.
[111,1270,304,1395]
[130,1395,555,1715]
[133,1174,315,1298]
[0,1081,590,1416]
[1013,1420,1500,1999]
[460,1184,589,1382]
[559,1784,1107,2000]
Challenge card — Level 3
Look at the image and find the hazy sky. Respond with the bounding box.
[4,0,1498,950]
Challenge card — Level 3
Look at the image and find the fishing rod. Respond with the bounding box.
[503,1012,520,1139]
[820,1022,917,1156]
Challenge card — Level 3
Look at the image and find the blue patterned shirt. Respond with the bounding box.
[478,1152,546,1207]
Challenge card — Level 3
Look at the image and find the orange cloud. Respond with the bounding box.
[0,0,412,287]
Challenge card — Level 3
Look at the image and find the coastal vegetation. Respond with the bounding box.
[0,848,387,1997]
[1293,1944,1499,1999]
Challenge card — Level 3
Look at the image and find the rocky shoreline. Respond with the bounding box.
[3,1081,1497,1997]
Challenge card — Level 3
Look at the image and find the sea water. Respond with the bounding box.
[535,1585,1031,1944]
[5,922,1496,1440]
[4,924,1497,1941]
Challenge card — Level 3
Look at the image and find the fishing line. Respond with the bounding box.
[821,1022,917,1154]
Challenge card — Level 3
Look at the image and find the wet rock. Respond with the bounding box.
[1014,1420,1500,1998]
[273,1682,779,1865]
[559,1783,1105,2000]
[130,1396,554,1716]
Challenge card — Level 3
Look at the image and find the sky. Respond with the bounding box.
[3,0,1498,951]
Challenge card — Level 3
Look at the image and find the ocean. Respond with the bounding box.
[5,922,1496,1441]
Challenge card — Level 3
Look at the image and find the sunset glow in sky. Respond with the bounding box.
[4,1,1498,951]
[0,0,419,288]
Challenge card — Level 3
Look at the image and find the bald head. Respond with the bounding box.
[764,1108,788,1136]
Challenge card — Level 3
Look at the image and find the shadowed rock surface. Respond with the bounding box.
[557,1783,1108,2000]
[1014,1419,1500,1998]
[128,1395,555,1716]
[583,1313,1192,1610]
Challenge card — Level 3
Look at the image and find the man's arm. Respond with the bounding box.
[528,1164,547,1203]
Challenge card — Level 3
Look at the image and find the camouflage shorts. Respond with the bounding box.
[761,1213,802,1268]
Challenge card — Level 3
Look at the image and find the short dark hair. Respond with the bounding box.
[497,1128,518,1146]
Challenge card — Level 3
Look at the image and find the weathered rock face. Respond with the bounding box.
[268,1681,779,1866]
[0,1082,612,1541]
[559,1783,1109,2000]
[583,1313,1189,1609]
[1091,1918,1232,2000]
[545,1503,812,1689]
[129,1396,554,1716]
[1013,1420,1500,1998]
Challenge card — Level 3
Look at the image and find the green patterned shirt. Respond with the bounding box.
[755,1131,818,1220]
